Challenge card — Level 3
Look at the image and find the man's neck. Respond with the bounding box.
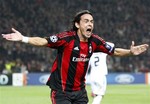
[77,32,88,42]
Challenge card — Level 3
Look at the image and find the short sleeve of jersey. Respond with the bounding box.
[98,42,115,55]
[91,34,115,55]
[45,34,61,48]
[45,31,75,49]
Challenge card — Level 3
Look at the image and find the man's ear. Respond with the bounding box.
[75,22,79,29]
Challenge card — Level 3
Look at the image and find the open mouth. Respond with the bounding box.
[86,28,92,32]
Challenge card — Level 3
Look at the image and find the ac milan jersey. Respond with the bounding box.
[45,31,115,92]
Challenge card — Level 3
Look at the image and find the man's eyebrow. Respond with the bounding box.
[83,19,94,21]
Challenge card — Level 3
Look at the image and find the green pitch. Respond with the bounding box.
[0,84,150,104]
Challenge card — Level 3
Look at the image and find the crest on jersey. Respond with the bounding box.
[50,35,58,43]
[89,44,92,53]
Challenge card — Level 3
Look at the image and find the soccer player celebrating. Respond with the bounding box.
[2,10,149,104]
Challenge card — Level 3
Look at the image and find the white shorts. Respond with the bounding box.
[90,75,107,95]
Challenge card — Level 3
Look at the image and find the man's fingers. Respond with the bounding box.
[12,28,19,33]
[145,44,149,48]
[131,41,135,46]
[139,44,149,49]
[2,34,10,38]
[137,44,149,54]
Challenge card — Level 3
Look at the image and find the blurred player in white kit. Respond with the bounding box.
[88,42,114,104]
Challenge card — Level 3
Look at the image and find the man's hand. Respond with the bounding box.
[130,41,149,55]
[2,28,23,41]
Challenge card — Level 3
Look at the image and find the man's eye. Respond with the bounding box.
[91,21,94,23]
[84,20,88,23]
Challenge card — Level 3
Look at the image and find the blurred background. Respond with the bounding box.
[1,1,150,104]
[0,0,150,75]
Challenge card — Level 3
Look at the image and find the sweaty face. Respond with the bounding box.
[76,14,94,41]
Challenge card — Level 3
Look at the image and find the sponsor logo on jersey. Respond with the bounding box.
[50,35,58,43]
[72,54,90,62]
[72,57,90,62]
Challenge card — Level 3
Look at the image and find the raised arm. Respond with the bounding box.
[2,28,48,46]
[114,41,149,56]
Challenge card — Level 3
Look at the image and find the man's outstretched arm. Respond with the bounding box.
[2,28,48,46]
[114,41,149,56]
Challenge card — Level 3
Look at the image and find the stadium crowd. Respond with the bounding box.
[0,0,150,74]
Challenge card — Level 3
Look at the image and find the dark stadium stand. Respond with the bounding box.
[0,0,150,73]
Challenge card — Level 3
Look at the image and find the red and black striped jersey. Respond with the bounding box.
[45,31,115,92]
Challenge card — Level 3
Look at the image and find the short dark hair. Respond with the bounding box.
[72,10,93,31]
